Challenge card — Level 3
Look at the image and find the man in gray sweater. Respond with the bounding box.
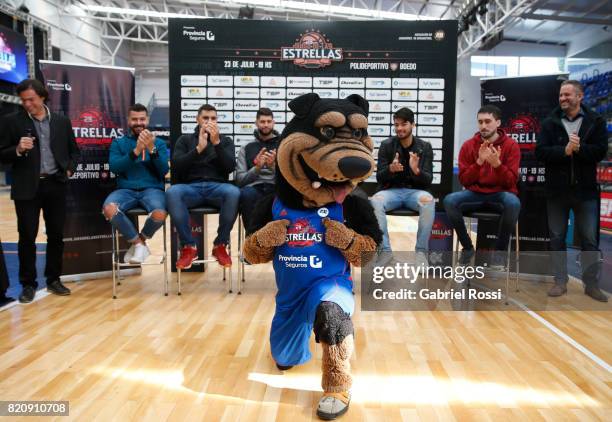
[236,108,280,231]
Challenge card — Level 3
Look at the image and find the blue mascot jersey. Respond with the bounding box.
[270,198,355,366]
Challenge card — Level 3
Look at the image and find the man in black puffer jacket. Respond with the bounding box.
[536,79,609,302]
[236,108,280,231]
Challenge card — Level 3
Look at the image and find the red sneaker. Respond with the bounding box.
[176,245,198,270]
[212,243,232,267]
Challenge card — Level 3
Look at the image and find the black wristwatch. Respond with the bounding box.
[150,147,158,158]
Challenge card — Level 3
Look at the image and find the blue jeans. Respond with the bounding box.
[443,190,521,251]
[240,183,275,232]
[547,193,600,287]
[166,181,240,247]
[103,188,167,242]
[371,188,435,252]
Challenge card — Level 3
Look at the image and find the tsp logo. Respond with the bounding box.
[309,256,323,269]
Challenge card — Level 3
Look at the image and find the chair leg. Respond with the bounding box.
[177,236,182,296]
[240,217,246,284]
[515,222,520,292]
[163,221,168,296]
[218,215,226,282]
[237,218,242,285]
[505,232,511,305]
[203,214,209,272]
[177,267,182,296]
[112,227,117,299]
[236,235,243,295]
[228,242,234,294]
[116,230,123,284]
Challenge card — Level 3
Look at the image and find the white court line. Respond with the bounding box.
[473,281,612,374]
[519,304,612,373]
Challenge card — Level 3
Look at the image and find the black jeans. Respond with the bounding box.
[443,190,521,251]
[14,177,67,288]
[239,183,275,232]
[546,192,600,287]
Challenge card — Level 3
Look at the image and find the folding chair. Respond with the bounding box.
[456,211,520,302]
[111,207,169,299]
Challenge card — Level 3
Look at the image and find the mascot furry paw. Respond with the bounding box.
[243,93,382,420]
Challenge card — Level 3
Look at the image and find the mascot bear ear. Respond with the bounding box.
[345,94,369,116]
[288,93,320,117]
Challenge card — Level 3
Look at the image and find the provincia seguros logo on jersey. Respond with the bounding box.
[278,254,324,269]
[281,30,343,69]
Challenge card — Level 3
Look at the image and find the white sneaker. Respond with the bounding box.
[130,243,150,264]
[415,251,429,267]
[123,244,136,264]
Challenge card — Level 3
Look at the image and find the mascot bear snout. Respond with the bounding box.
[338,156,372,179]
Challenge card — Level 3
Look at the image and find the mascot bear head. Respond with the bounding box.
[276,93,376,209]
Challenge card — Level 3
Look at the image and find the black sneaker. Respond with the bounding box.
[47,279,71,296]
[584,286,609,302]
[458,248,475,266]
[19,285,36,303]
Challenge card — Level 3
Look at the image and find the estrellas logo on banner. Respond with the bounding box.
[281,30,343,69]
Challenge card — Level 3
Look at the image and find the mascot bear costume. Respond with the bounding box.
[243,93,382,420]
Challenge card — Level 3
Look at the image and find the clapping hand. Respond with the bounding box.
[408,151,420,175]
[565,133,580,156]
[253,148,267,169]
[389,152,404,173]
[205,122,220,145]
[139,129,155,153]
[487,145,502,168]
[264,148,277,168]
[196,125,209,153]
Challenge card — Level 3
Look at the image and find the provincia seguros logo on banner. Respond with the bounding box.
[182,26,215,42]
[483,92,507,103]
[46,80,72,91]
[281,29,343,69]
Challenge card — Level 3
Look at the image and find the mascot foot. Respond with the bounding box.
[316,391,350,420]
[276,363,294,371]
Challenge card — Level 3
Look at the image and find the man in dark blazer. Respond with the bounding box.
[536,80,608,302]
[0,79,80,303]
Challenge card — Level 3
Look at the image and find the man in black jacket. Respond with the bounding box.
[166,104,239,269]
[371,108,435,264]
[535,80,608,302]
[236,107,280,232]
[0,79,80,303]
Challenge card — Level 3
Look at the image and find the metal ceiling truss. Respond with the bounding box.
[80,0,598,61]
[455,0,537,58]
[78,0,457,63]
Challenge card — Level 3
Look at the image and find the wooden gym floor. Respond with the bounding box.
[0,191,611,421]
